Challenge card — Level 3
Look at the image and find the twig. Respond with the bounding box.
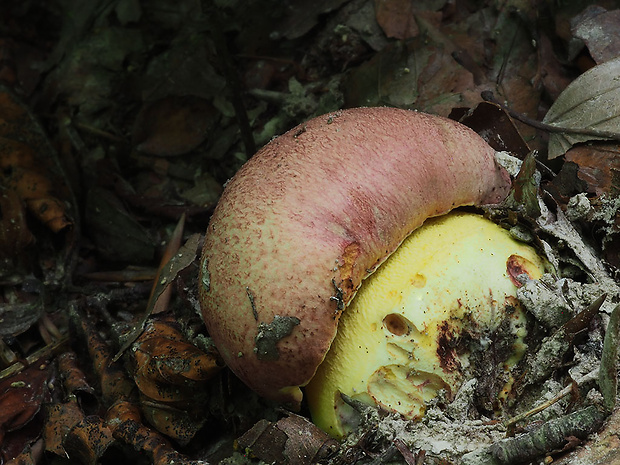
[504,367,599,427]
[73,120,128,144]
[488,406,606,465]
[0,335,69,380]
[482,91,620,141]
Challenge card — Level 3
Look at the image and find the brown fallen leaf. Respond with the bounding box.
[572,7,620,65]
[536,33,573,101]
[0,92,73,233]
[44,399,86,457]
[5,166,71,232]
[0,39,17,87]
[0,86,77,320]
[149,213,185,315]
[113,233,201,361]
[132,96,218,157]
[374,0,419,40]
[450,101,531,158]
[77,308,207,461]
[85,186,156,263]
[0,362,51,445]
[236,413,339,465]
[63,416,115,465]
[133,332,221,389]
[139,396,206,446]
[80,315,135,406]
[545,143,620,269]
[130,317,221,443]
[44,348,111,464]
[106,400,203,465]
[269,0,351,40]
[564,144,620,197]
[4,438,44,465]
[56,351,97,404]
[344,37,475,113]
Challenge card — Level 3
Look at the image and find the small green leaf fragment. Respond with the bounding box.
[599,302,620,412]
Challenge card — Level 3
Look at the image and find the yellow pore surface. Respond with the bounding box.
[305,211,546,438]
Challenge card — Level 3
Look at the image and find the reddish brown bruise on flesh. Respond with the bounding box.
[436,321,462,375]
[506,254,539,287]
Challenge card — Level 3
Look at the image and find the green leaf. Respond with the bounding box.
[543,57,620,159]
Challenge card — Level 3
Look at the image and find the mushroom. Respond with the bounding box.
[305,211,546,437]
[198,107,515,410]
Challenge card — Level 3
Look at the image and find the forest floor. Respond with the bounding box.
[1,1,620,464]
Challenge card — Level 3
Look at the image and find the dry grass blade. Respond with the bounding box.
[149,213,185,315]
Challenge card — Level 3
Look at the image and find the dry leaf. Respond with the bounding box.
[0,363,51,443]
[63,416,115,465]
[572,8,620,65]
[106,400,203,465]
[451,102,530,158]
[132,96,218,157]
[374,0,419,40]
[543,57,620,159]
[56,351,97,414]
[129,318,220,443]
[44,400,85,456]
[236,413,339,465]
[85,186,155,263]
[0,92,73,233]
[139,396,206,445]
[271,0,350,40]
[0,289,44,338]
[4,438,44,465]
[79,316,134,405]
[132,318,221,401]
[113,233,201,361]
[344,38,474,112]
[149,213,185,315]
[565,144,620,196]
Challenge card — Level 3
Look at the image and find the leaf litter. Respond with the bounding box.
[571,7,620,65]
